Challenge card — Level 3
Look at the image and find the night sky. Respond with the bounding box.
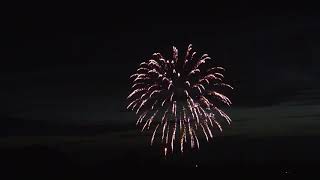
[1,1,320,177]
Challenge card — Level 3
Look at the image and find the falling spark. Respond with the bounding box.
[127,44,233,154]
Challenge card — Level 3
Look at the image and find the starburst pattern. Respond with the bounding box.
[127,44,233,155]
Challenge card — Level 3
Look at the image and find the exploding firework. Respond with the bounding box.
[127,44,233,156]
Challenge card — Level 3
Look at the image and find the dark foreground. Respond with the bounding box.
[1,136,319,178]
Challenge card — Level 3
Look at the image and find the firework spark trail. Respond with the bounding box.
[127,44,233,154]
[151,124,159,145]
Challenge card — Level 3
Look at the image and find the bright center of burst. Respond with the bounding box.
[172,71,187,101]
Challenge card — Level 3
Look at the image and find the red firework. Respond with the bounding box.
[127,44,233,156]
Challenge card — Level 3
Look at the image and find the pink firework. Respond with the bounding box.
[127,44,233,156]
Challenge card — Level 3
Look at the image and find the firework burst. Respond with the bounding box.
[127,44,233,156]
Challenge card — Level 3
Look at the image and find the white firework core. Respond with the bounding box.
[127,44,233,155]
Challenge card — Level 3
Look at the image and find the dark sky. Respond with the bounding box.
[2,2,320,122]
[1,1,320,176]
[1,2,320,137]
